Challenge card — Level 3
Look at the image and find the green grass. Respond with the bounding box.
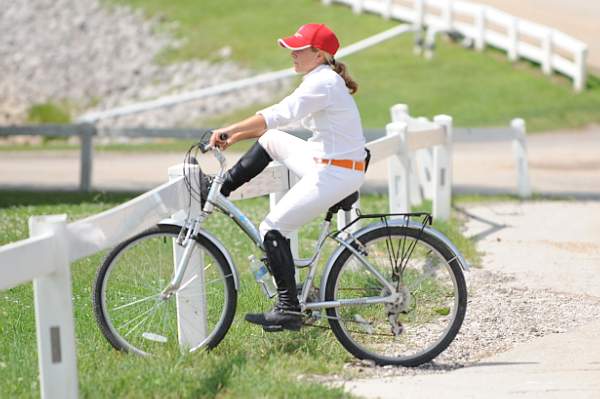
[27,102,72,124]
[0,190,476,398]
[102,0,600,132]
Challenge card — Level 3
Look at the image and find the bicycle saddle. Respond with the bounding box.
[327,191,359,214]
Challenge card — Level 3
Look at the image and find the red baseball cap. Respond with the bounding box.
[278,23,340,56]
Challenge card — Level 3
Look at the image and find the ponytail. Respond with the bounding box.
[331,60,358,95]
[317,49,359,95]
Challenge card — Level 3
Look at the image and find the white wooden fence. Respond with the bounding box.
[390,103,531,205]
[0,105,456,398]
[452,117,531,198]
[324,0,588,91]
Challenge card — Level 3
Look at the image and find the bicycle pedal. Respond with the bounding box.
[262,322,302,333]
[262,325,284,332]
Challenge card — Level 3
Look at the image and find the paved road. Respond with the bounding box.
[461,201,600,297]
[1,127,599,199]
[342,200,600,398]
[344,319,600,399]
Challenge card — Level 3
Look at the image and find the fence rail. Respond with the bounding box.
[325,0,588,91]
[76,24,415,123]
[0,122,528,196]
[0,124,95,191]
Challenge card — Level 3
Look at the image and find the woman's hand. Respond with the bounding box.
[210,128,232,151]
[209,114,267,150]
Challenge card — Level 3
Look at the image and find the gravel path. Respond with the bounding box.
[313,200,600,384]
[313,267,600,382]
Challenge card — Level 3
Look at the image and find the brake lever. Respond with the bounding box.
[199,132,228,153]
[199,142,212,153]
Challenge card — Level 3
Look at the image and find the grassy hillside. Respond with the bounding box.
[106,0,600,132]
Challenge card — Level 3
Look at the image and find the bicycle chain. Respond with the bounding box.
[299,312,396,337]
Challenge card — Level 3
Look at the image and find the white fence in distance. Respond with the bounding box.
[389,103,531,203]
[452,117,531,198]
[0,109,455,398]
[324,0,588,91]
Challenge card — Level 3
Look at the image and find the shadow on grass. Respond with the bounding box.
[0,190,141,208]
[193,353,247,398]
[267,326,334,356]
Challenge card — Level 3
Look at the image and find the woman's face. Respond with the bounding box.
[291,48,324,74]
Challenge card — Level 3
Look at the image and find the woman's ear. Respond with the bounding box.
[315,51,326,63]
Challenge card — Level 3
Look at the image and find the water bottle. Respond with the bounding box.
[248,255,277,298]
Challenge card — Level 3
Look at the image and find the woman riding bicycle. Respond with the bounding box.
[208,23,367,332]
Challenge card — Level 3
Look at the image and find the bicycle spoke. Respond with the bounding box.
[327,226,466,366]
[94,227,237,355]
[123,302,163,337]
[112,294,161,311]
[177,274,231,294]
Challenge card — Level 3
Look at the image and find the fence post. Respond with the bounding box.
[542,29,553,75]
[382,0,392,19]
[424,27,437,60]
[432,115,453,221]
[511,118,532,198]
[78,123,95,192]
[413,0,425,54]
[322,0,332,5]
[390,103,409,123]
[414,0,424,27]
[29,214,79,399]
[574,46,588,92]
[474,6,486,51]
[167,164,208,350]
[443,0,453,28]
[507,17,519,62]
[415,116,435,201]
[269,170,300,259]
[390,104,423,206]
[386,122,410,215]
[353,0,363,14]
[337,198,360,233]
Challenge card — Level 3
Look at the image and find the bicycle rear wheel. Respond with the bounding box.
[324,225,467,366]
[93,224,236,356]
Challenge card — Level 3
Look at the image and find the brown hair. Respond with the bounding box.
[317,49,359,95]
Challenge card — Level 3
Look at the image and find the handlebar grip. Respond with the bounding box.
[219,133,228,141]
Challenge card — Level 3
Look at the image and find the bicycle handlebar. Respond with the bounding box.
[199,131,228,153]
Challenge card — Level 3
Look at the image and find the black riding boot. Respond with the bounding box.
[245,230,303,332]
[200,141,272,206]
[221,141,272,197]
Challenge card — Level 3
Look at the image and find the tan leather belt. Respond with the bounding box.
[314,158,365,172]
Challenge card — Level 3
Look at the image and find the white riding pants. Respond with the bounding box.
[258,129,365,239]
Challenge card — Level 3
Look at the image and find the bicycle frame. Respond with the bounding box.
[164,147,399,310]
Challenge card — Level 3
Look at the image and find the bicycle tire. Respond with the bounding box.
[93,224,237,356]
[324,225,467,366]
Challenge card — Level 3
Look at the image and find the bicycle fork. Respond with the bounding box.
[160,219,201,299]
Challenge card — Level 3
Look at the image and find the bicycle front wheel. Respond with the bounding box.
[324,225,467,366]
[93,224,237,356]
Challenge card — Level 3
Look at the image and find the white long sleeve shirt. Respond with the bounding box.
[257,64,366,161]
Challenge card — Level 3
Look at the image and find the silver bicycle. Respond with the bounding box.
[93,141,468,366]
